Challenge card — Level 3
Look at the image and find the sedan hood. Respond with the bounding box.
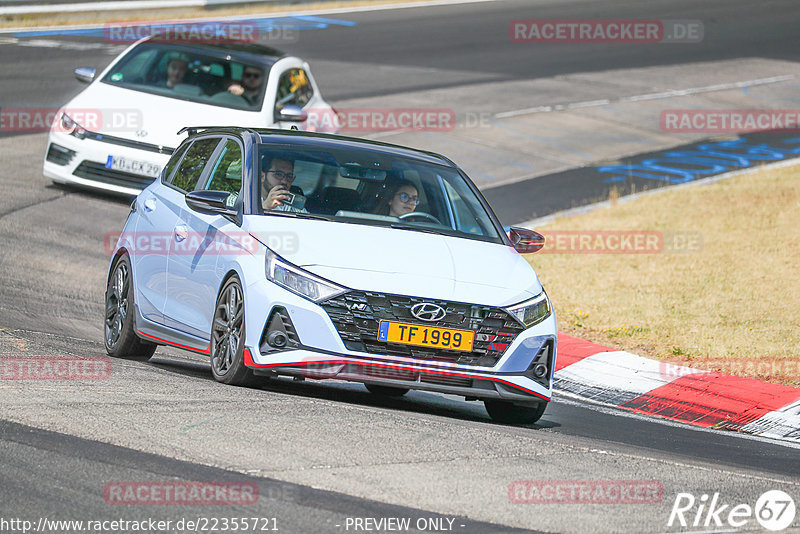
[245,216,542,307]
[63,82,267,149]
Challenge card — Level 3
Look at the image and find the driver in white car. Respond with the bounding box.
[261,156,307,213]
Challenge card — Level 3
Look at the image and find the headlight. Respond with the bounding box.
[59,112,86,138]
[506,291,551,328]
[265,249,346,302]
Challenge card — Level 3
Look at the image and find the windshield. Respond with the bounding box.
[101,43,271,110]
[256,144,503,243]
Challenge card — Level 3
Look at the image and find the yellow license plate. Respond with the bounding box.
[377,321,474,352]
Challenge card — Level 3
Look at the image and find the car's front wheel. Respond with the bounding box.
[484,399,547,425]
[210,276,258,387]
[104,254,156,360]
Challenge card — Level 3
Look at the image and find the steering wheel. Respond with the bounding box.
[399,211,442,225]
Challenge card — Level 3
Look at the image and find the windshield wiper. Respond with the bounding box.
[263,211,330,221]
[390,223,441,235]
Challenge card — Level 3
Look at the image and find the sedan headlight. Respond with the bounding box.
[265,249,346,302]
[59,112,86,138]
[506,291,551,328]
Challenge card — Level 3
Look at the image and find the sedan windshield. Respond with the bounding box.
[101,43,271,110]
[257,144,503,243]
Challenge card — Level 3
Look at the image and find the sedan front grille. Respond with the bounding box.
[73,160,156,189]
[319,291,524,367]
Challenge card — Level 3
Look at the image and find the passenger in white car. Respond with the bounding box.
[374,179,419,217]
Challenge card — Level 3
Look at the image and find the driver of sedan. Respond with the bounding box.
[261,156,307,213]
[227,65,264,106]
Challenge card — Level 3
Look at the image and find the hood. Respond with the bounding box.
[63,82,269,149]
[245,216,542,307]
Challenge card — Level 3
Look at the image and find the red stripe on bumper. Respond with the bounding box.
[244,349,549,402]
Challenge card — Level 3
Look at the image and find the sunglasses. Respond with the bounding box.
[243,71,262,79]
[396,192,419,205]
[268,170,295,181]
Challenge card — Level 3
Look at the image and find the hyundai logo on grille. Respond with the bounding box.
[411,303,446,322]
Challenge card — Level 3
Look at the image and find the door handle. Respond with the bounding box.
[174,225,189,242]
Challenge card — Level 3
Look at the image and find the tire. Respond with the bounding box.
[484,399,547,425]
[365,384,409,397]
[104,254,157,360]
[210,276,258,387]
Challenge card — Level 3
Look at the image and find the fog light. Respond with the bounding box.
[267,331,288,348]
[532,363,548,379]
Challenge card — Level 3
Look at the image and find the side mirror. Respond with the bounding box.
[74,67,96,84]
[186,190,237,217]
[276,104,308,122]
[509,227,545,254]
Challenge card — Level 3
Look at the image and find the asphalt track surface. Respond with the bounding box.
[1,1,799,532]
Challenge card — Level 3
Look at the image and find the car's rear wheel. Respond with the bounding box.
[365,384,410,397]
[484,399,547,425]
[210,276,258,387]
[104,254,157,360]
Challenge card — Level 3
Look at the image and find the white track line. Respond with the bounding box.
[494,75,797,119]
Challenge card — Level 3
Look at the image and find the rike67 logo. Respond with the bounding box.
[668,490,796,531]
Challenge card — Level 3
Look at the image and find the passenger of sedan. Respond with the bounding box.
[261,157,307,213]
[374,179,419,217]
[159,56,189,89]
[227,65,264,106]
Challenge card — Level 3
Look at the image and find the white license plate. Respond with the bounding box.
[106,155,161,178]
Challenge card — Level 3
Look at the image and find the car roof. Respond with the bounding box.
[184,128,455,167]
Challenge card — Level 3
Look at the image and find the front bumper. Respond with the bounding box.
[43,129,171,196]
[241,277,556,404]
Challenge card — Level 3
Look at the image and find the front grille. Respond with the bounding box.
[46,143,75,166]
[73,160,156,189]
[319,291,524,367]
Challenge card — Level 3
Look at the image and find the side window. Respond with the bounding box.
[204,140,243,205]
[443,179,483,235]
[161,142,190,183]
[105,47,159,85]
[169,137,220,192]
[275,68,313,112]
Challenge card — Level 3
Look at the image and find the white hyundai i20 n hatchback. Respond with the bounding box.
[105,127,556,424]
